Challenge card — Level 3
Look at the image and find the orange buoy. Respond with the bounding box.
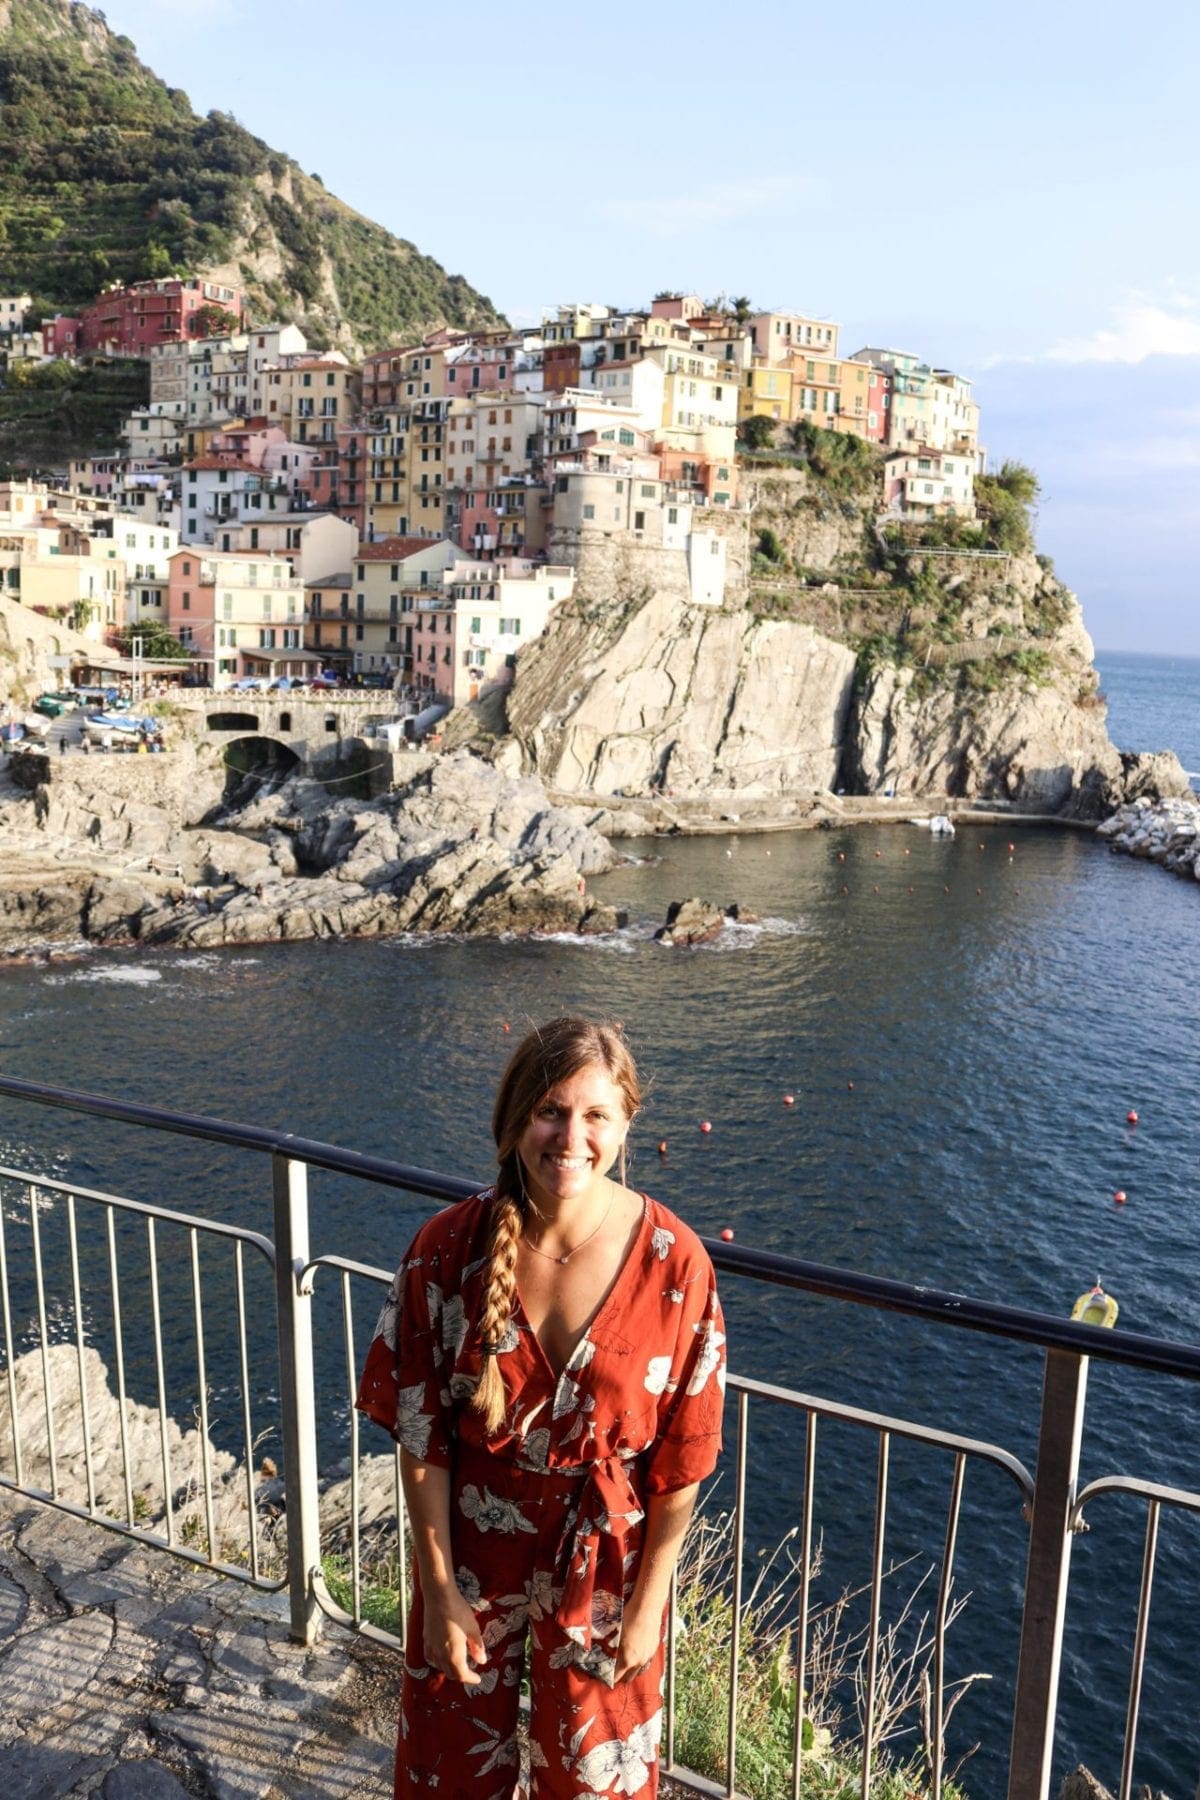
[700,1121,712,1134]
[838,851,845,861]
[847,1081,855,1090]
[874,850,881,858]
[783,1094,795,1107]
[658,1140,668,1155]
[1007,842,1015,853]
[1127,1110,1139,1125]
[904,847,910,856]
[720,1228,735,1241]
[1114,1190,1127,1205]
[502,1022,511,1032]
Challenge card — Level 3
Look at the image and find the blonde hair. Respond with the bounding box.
[472,1017,641,1432]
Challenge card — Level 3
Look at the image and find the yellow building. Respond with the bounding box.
[738,362,793,425]
[785,352,842,428]
[363,398,451,540]
[265,361,362,446]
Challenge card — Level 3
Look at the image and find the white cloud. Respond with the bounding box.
[602,175,824,237]
[1043,297,1200,365]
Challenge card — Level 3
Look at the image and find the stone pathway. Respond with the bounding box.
[0,1495,398,1798]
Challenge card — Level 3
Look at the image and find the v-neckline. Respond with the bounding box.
[515,1193,649,1386]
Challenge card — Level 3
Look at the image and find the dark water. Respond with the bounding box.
[1098,648,1200,780]
[1,652,1198,1796]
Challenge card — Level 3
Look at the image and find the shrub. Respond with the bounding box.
[741,414,777,451]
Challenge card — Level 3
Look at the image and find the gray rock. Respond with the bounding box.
[654,897,754,946]
[0,1611,114,1727]
[102,1763,193,1799]
[0,1573,27,1642]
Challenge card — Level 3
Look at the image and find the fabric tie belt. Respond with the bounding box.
[457,1442,646,1656]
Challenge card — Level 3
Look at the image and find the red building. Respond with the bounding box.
[42,279,246,360]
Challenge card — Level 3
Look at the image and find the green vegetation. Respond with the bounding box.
[0,0,502,350]
[0,356,147,469]
[788,419,879,497]
[957,647,1054,695]
[972,461,1038,555]
[114,622,189,661]
[740,414,777,451]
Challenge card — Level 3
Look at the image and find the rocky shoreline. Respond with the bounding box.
[0,732,1194,960]
[1096,794,1200,881]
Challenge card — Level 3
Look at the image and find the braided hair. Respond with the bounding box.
[472,1017,642,1432]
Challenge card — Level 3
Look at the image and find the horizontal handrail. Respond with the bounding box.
[4,1074,1200,1383]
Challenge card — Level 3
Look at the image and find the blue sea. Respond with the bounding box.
[0,649,1197,1796]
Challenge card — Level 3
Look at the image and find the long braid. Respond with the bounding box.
[472,1162,523,1433]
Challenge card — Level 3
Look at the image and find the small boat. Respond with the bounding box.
[929,815,956,837]
[0,720,26,744]
[1071,1282,1119,1328]
[83,712,155,745]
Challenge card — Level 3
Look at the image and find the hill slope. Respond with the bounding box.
[0,0,502,352]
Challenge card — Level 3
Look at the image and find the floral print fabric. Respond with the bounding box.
[356,1190,726,1799]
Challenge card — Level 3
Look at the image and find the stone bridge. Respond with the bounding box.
[174,692,398,773]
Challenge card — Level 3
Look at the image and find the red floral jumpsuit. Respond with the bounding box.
[356,1189,726,1800]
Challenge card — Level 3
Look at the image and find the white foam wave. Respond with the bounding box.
[67,965,163,986]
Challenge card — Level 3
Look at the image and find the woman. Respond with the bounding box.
[356,1016,726,1800]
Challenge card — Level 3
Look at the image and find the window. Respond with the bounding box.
[470,615,482,634]
[499,617,519,635]
[634,511,645,531]
[182,591,191,610]
[583,503,595,520]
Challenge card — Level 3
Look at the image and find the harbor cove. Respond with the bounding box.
[1,653,1199,1795]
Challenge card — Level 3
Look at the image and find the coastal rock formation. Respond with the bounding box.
[0,748,624,951]
[1096,795,1200,882]
[654,898,759,946]
[846,656,1123,816]
[504,590,858,797]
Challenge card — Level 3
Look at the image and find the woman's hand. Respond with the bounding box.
[612,1597,663,1684]
[422,1582,487,1685]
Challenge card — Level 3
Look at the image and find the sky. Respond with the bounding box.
[98,0,1200,654]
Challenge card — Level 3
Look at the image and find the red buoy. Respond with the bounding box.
[1127,1110,1139,1126]
[838,851,845,861]
[1114,1190,1127,1205]
[700,1121,712,1134]
[502,1022,511,1033]
[1007,842,1015,853]
[658,1140,668,1155]
[720,1227,735,1241]
[783,1094,795,1107]
[847,1081,855,1090]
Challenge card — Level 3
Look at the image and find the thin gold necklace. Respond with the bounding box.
[521,1183,616,1266]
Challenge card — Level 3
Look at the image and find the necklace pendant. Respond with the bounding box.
[559,1253,570,1265]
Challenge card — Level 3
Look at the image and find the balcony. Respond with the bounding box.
[416,596,453,612]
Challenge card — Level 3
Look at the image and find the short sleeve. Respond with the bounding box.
[355,1239,455,1469]
[644,1258,726,1496]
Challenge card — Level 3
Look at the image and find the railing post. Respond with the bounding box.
[1008,1348,1089,1800]
[273,1150,321,1646]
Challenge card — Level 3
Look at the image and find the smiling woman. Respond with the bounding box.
[356,1016,727,1799]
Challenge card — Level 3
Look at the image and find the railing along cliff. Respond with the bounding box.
[0,1072,1198,1800]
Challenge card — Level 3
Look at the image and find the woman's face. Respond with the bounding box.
[516,1063,631,1211]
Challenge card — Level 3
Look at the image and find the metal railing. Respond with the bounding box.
[1,1072,1199,1800]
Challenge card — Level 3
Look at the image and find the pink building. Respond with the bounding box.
[45,280,245,360]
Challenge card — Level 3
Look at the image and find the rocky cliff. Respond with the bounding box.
[492,456,1187,817]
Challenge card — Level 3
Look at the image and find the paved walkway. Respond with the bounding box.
[0,1494,398,1798]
